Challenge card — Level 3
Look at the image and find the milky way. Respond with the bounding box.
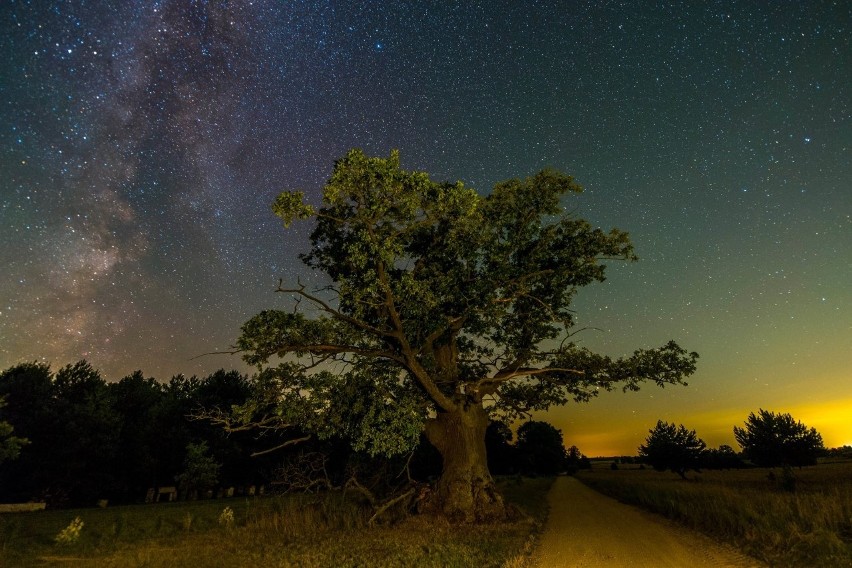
[2,1,849,453]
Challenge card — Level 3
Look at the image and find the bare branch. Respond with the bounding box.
[250,436,311,457]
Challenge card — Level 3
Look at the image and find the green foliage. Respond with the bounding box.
[638,420,706,478]
[0,396,28,464]
[175,441,221,495]
[238,149,698,461]
[271,191,315,227]
[734,409,825,467]
[54,516,84,545]
[322,364,426,457]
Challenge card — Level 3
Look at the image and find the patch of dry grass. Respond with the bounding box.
[578,460,852,567]
[0,477,554,567]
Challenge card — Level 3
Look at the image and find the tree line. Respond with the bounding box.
[0,360,581,508]
[638,411,828,479]
[0,361,280,507]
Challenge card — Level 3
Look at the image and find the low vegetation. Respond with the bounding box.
[578,460,852,567]
[0,476,553,567]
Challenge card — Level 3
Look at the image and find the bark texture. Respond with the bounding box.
[424,403,507,523]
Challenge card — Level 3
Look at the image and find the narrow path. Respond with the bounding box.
[533,477,765,568]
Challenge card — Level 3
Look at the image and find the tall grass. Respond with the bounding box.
[0,477,554,567]
[578,461,852,567]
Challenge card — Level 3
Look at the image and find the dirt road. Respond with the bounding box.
[533,477,765,568]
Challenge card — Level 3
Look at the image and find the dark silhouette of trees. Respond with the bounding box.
[107,370,170,500]
[0,360,272,506]
[516,421,567,476]
[734,409,825,467]
[826,445,852,459]
[232,149,698,521]
[0,362,57,502]
[701,444,745,470]
[0,361,120,505]
[565,445,591,472]
[50,361,121,505]
[484,421,517,475]
[0,354,635,510]
[638,420,706,479]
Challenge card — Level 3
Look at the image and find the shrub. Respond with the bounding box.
[54,517,84,545]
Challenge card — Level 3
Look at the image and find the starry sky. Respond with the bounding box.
[2,1,850,456]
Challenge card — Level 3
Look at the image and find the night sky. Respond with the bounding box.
[2,1,850,455]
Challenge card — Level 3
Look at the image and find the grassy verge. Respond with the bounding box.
[0,476,554,567]
[577,461,852,567]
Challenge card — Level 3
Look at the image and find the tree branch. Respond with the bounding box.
[276,279,396,339]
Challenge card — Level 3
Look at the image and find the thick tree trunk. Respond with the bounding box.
[423,403,507,523]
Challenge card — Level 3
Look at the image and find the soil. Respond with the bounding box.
[533,476,766,568]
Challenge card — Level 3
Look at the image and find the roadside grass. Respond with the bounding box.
[0,476,553,567]
[577,460,852,567]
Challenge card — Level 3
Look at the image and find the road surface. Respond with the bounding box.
[533,476,765,568]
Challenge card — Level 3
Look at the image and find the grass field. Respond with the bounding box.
[0,476,553,567]
[578,460,852,567]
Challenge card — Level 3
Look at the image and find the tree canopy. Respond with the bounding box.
[233,149,699,520]
[516,421,568,476]
[734,409,824,467]
[638,420,706,479]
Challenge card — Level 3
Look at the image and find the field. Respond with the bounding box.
[578,460,852,567]
[0,476,553,567]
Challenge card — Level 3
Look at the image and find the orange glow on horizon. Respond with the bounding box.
[548,398,852,458]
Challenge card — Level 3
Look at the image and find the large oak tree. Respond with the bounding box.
[237,149,698,521]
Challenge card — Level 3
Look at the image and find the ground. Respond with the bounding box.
[533,477,765,568]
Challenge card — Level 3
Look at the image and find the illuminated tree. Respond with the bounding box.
[237,149,698,521]
[734,409,824,467]
[175,441,220,498]
[638,420,706,479]
[0,396,28,464]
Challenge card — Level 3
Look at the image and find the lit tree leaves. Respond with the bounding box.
[237,149,699,458]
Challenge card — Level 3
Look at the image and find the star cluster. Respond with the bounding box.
[1,1,849,454]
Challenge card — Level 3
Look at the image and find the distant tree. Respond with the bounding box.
[229,149,698,521]
[701,444,745,470]
[175,441,221,498]
[565,445,591,473]
[826,445,852,459]
[734,409,824,467]
[0,396,29,464]
[638,420,706,479]
[516,421,567,476]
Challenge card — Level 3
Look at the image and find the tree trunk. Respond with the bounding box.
[423,403,507,523]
